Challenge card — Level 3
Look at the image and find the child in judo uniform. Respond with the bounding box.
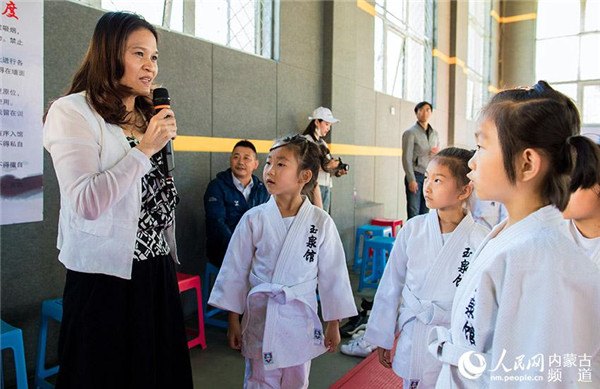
[562,141,600,268]
[429,81,600,388]
[364,147,490,389]
[208,135,357,389]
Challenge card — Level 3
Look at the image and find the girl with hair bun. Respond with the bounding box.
[209,135,356,388]
[364,147,489,389]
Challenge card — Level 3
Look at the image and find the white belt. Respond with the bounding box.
[428,326,492,367]
[247,272,317,304]
[243,273,321,334]
[399,285,450,328]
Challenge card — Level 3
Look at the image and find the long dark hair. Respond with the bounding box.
[52,12,158,125]
[482,80,600,211]
[302,119,332,171]
[302,119,321,141]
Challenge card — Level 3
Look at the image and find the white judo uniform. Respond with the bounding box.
[429,206,600,388]
[208,197,357,380]
[564,220,600,270]
[364,210,489,389]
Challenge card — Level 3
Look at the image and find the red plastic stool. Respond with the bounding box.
[176,272,207,349]
[370,218,403,237]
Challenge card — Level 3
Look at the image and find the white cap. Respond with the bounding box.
[308,107,339,124]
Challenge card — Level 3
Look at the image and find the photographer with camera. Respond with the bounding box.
[302,107,348,213]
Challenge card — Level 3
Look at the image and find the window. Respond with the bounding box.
[465,0,492,120]
[536,0,600,125]
[81,0,279,60]
[374,0,434,103]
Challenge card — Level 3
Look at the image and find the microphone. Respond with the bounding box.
[153,87,175,179]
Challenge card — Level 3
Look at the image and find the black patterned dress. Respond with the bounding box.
[128,136,179,261]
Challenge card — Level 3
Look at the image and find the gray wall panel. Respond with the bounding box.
[212,46,277,140]
[276,63,321,137]
[374,156,400,219]
[354,2,375,90]
[330,75,356,144]
[353,88,376,209]
[331,1,357,82]
[354,156,375,205]
[374,93,402,219]
[375,93,401,148]
[354,87,376,147]
[278,0,323,74]
[158,36,212,137]
[174,152,211,275]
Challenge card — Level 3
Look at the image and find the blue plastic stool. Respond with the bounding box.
[358,236,396,292]
[1,320,29,389]
[34,299,63,389]
[202,263,228,328]
[353,225,392,272]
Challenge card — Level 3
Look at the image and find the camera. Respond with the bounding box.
[333,157,349,176]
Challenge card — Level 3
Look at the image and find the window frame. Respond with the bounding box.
[373,0,435,103]
[84,0,280,60]
[535,0,600,126]
[465,0,493,121]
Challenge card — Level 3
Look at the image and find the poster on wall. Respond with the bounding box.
[0,0,43,225]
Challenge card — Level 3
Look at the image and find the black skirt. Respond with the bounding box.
[56,255,193,389]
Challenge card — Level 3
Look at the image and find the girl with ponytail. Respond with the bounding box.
[429,81,600,388]
[562,138,600,268]
[364,147,489,389]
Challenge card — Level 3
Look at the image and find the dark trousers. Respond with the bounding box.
[405,171,429,220]
[56,255,193,389]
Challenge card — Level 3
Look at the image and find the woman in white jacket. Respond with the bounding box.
[43,11,192,388]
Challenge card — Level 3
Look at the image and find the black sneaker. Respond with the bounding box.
[360,298,373,314]
[340,315,360,335]
[340,314,369,338]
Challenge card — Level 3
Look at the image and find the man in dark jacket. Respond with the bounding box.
[204,140,270,266]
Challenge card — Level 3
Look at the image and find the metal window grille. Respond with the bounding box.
[374,0,434,102]
[226,0,275,58]
[86,0,278,60]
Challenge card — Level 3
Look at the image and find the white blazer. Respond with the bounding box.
[44,92,177,280]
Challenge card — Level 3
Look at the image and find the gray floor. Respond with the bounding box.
[190,269,377,388]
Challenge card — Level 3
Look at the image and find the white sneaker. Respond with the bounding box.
[340,336,376,357]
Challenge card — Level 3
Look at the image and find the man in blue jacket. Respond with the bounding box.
[204,140,270,266]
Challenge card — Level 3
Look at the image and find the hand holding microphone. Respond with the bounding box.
[135,87,176,179]
[136,109,176,155]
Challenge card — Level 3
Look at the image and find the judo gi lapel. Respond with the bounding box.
[427,209,445,255]
[271,196,314,283]
[264,196,288,249]
[422,210,478,293]
[399,211,478,330]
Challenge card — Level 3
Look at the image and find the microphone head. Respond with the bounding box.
[153,87,170,107]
